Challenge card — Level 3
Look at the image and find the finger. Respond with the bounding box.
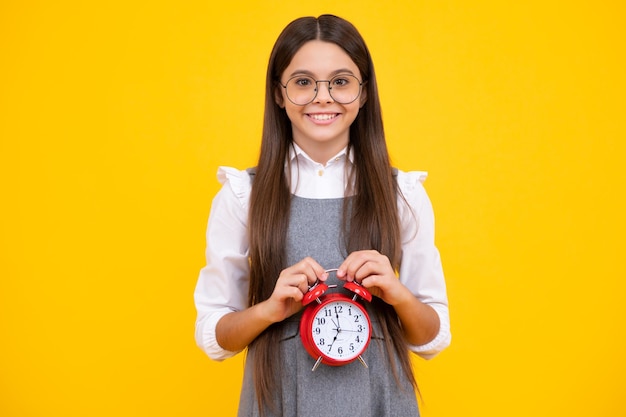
[288,285,305,302]
[337,251,376,282]
[280,273,310,295]
[296,273,310,294]
[360,273,384,289]
[274,275,308,301]
[299,257,329,284]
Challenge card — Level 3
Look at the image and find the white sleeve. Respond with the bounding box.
[194,167,252,361]
[396,170,451,359]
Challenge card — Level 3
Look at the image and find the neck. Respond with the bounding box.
[292,140,348,166]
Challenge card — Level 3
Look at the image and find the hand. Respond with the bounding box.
[260,257,328,323]
[336,250,412,306]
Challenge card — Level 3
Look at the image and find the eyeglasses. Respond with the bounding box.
[279,74,364,106]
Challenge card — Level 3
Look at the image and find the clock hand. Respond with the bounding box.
[327,332,339,354]
[326,320,342,354]
[331,308,342,332]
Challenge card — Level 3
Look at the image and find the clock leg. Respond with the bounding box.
[311,356,324,372]
[357,355,369,368]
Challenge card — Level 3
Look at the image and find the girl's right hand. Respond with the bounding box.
[260,257,328,323]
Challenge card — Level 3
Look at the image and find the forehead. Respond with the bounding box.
[283,40,361,79]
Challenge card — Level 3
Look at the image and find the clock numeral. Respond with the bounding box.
[318,338,325,346]
[314,327,321,335]
[354,314,360,323]
[334,305,343,314]
[316,317,326,325]
[349,343,355,352]
[337,347,344,355]
[357,325,364,332]
[324,309,332,317]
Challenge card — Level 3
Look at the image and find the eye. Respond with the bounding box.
[331,76,355,87]
[293,77,314,87]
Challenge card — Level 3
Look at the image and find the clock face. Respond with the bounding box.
[306,297,371,362]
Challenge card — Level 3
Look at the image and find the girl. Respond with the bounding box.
[194,14,451,417]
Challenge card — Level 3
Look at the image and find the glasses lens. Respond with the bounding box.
[328,75,361,104]
[285,76,317,105]
[285,75,362,105]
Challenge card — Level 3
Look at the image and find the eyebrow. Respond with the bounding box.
[287,68,357,78]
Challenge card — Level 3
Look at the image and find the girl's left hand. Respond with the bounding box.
[336,250,413,307]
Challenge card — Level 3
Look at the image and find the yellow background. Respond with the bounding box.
[1,0,624,416]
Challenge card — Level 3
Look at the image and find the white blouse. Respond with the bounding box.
[194,145,451,361]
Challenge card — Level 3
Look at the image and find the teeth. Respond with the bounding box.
[310,114,336,121]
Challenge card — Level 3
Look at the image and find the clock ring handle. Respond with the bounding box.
[324,268,373,302]
[302,268,340,306]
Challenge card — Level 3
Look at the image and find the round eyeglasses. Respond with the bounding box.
[279,74,364,106]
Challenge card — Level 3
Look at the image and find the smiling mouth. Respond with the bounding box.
[308,113,339,121]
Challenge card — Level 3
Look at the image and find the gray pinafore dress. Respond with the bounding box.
[237,196,419,417]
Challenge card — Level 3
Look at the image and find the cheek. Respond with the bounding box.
[346,104,362,123]
[284,105,299,121]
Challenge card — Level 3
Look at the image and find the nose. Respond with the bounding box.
[314,80,334,103]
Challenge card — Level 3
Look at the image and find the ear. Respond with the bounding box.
[274,85,285,108]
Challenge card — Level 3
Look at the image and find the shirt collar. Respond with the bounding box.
[288,142,354,166]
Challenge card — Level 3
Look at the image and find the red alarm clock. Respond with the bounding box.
[300,269,373,371]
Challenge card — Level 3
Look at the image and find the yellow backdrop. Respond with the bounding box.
[1,1,624,416]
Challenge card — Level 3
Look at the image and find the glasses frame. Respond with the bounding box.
[279,74,364,106]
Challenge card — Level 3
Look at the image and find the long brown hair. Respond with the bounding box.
[247,14,415,412]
